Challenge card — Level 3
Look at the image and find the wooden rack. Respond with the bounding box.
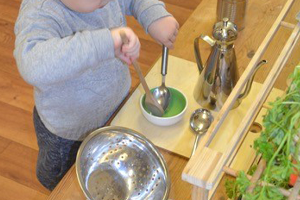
[181,0,300,199]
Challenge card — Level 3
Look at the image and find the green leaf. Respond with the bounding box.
[236,171,251,194]
[226,66,300,200]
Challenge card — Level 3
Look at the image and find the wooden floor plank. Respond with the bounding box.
[0,175,48,200]
[0,3,20,23]
[0,70,34,112]
[164,3,193,27]
[0,136,11,154]
[0,101,38,150]
[0,54,19,76]
[0,141,50,195]
[163,0,202,10]
[137,38,162,67]
[161,151,192,199]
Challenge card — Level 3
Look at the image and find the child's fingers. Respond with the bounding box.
[125,47,140,59]
[122,40,139,54]
[170,34,176,43]
[125,46,139,55]
[130,52,139,62]
[167,28,178,48]
[164,40,174,49]
[123,45,140,62]
[122,38,140,54]
[118,53,132,65]
[123,31,139,50]
[176,21,179,29]
[125,42,140,57]
[174,28,179,36]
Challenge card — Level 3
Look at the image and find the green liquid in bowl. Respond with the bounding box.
[142,88,186,117]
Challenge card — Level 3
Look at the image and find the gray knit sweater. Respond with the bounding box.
[14,0,170,140]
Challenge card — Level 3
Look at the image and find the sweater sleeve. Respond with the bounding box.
[119,0,171,33]
[14,11,115,88]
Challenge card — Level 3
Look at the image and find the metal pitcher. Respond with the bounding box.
[193,18,266,110]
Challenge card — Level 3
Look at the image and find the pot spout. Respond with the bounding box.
[238,60,268,100]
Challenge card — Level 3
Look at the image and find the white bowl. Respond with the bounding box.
[139,87,188,126]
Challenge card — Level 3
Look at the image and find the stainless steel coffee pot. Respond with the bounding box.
[193,18,266,110]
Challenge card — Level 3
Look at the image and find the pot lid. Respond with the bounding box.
[213,18,238,42]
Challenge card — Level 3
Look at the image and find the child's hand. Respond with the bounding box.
[111,27,140,65]
[148,16,179,49]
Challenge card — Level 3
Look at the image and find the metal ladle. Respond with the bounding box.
[190,108,213,157]
[152,46,171,111]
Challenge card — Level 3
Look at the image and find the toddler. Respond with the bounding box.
[14,0,178,191]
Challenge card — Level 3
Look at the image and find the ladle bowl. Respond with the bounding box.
[190,108,213,156]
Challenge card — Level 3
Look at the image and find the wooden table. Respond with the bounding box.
[48,0,300,199]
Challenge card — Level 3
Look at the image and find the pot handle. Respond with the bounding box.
[194,34,215,74]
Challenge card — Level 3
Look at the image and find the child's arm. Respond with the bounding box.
[119,0,179,48]
[119,0,171,33]
[14,13,139,88]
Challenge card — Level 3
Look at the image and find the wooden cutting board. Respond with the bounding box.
[111,55,283,158]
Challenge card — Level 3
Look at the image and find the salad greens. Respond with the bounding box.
[226,66,300,200]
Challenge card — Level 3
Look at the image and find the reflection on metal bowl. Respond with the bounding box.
[76,126,170,200]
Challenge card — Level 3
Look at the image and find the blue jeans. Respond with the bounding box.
[33,107,81,191]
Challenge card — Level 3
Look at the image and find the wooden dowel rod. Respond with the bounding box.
[183,0,296,190]
[289,176,300,200]
[281,21,296,29]
[246,160,266,193]
[262,104,272,110]
[223,166,300,199]
[207,22,300,190]
[209,23,300,190]
[202,0,295,148]
[242,160,266,200]
[186,0,296,164]
[223,166,251,179]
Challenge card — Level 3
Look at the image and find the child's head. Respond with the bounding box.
[61,0,111,13]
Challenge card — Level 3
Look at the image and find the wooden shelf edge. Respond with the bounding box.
[182,0,299,199]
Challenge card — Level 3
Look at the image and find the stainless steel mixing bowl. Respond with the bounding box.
[76,126,170,200]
